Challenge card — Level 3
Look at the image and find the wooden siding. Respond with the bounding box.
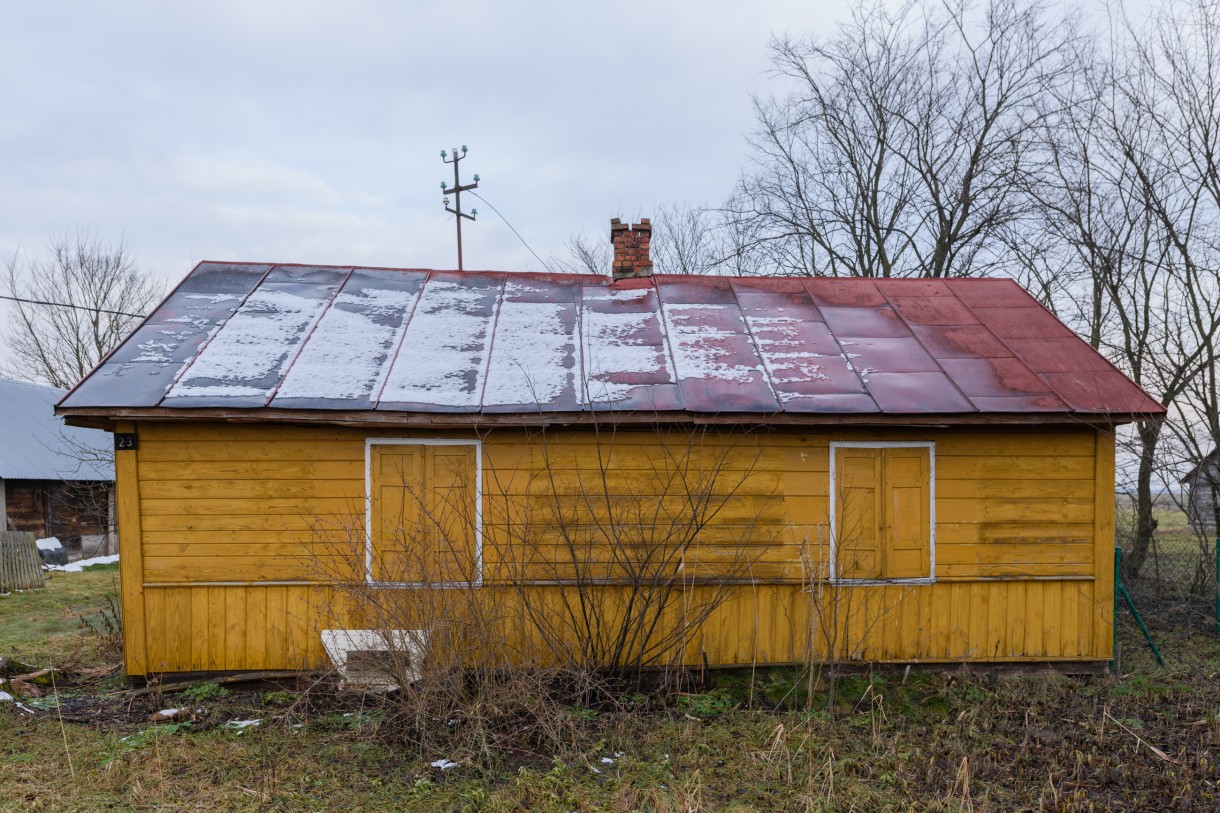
[3,479,109,543]
[116,421,1115,674]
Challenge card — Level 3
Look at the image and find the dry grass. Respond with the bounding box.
[5,554,1220,810]
[0,563,121,669]
[3,642,1220,812]
[2,572,1219,813]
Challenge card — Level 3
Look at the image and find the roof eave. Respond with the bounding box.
[56,405,1165,432]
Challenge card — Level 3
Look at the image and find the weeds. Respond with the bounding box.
[76,591,121,651]
[677,688,737,718]
[180,682,230,703]
[119,722,192,750]
[4,655,1219,810]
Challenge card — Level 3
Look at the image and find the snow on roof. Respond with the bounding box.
[0,379,112,480]
[57,263,1165,420]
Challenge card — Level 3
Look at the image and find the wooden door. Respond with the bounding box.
[370,443,478,585]
[834,445,931,580]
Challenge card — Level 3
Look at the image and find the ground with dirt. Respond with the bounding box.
[3,564,1220,811]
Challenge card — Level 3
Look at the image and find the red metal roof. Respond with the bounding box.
[58,263,1165,422]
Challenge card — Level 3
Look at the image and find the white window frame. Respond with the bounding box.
[364,438,483,589]
[828,440,936,585]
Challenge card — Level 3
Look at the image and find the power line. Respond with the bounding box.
[0,293,145,318]
[469,191,557,274]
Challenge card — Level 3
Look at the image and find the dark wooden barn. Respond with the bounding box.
[0,378,115,556]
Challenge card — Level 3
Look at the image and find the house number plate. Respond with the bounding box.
[114,433,138,451]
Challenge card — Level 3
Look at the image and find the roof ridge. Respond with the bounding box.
[0,377,64,394]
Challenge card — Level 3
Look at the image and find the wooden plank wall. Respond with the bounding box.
[120,422,1114,674]
[3,480,109,543]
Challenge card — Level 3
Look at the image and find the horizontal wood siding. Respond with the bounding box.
[126,422,1111,673]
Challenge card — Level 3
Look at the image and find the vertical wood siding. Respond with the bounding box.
[123,422,1114,673]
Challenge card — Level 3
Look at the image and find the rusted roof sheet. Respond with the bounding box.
[58,264,1165,420]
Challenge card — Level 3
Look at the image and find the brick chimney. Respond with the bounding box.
[610,218,653,281]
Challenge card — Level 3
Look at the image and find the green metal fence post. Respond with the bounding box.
[1214,537,1219,637]
[1113,546,1165,666]
[1114,547,1120,675]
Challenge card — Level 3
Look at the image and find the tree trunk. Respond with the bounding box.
[1125,421,1162,578]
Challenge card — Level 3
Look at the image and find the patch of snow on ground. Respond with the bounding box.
[430,758,460,770]
[380,280,501,407]
[276,286,419,401]
[0,692,35,715]
[225,719,261,734]
[47,555,118,572]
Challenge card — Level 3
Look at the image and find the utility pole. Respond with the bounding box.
[440,145,479,271]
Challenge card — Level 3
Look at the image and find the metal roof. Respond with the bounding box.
[0,378,113,481]
[57,263,1164,422]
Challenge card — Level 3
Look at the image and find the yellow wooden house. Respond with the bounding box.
[58,221,1164,676]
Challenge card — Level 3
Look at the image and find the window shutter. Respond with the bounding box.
[834,445,932,581]
[370,444,478,585]
[883,447,931,579]
[835,447,884,579]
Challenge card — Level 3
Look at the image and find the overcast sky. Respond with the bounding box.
[3,0,1164,385]
[0,1,860,292]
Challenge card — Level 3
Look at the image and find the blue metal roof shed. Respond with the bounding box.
[0,378,112,482]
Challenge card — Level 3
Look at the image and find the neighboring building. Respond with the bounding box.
[57,220,1164,677]
[1182,450,1219,534]
[0,378,115,556]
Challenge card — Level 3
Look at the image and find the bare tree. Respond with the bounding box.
[3,232,161,388]
[1024,0,1220,577]
[728,0,1078,278]
[550,230,613,276]
[490,424,767,674]
[649,203,723,276]
[551,204,751,276]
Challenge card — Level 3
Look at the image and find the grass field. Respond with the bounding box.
[0,563,121,668]
[3,562,1220,810]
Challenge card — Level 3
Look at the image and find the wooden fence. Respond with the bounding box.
[0,531,46,592]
